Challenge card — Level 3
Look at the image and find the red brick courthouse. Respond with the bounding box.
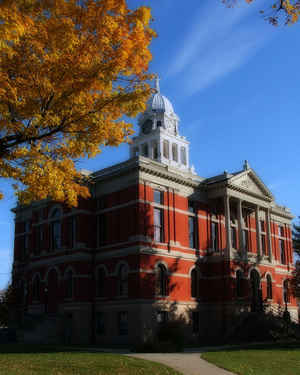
[12,80,298,344]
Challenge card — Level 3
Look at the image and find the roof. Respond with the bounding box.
[147,92,175,115]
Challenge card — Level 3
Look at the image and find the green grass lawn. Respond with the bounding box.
[202,347,300,375]
[0,345,181,375]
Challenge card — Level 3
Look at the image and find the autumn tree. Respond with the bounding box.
[0,284,17,327]
[0,0,155,206]
[222,0,300,25]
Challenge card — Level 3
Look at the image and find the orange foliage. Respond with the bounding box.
[222,0,300,25]
[0,0,155,206]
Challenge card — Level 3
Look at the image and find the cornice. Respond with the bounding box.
[137,158,204,188]
[226,182,273,202]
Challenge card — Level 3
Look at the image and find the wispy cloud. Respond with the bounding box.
[167,0,274,94]
[184,27,272,95]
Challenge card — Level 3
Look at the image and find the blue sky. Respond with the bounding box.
[1,0,300,289]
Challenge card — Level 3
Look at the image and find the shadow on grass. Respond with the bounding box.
[204,341,300,353]
[0,344,109,354]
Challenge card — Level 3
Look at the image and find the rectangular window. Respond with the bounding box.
[211,222,218,251]
[280,239,286,264]
[51,221,61,249]
[154,190,163,205]
[279,225,284,237]
[68,216,76,248]
[157,310,168,324]
[163,140,169,159]
[25,221,30,233]
[172,143,178,162]
[188,201,195,213]
[192,311,200,333]
[118,311,128,336]
[231,226,237,249]
[98,215,107,246]
[35,226,43,254]
[96,312,105,335]
[260,220,265,232]
[189,216,197,249]
[154,208,164,243]
[261,234,266,255]
[243,229,249,251]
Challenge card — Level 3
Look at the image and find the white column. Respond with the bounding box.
[266,208,273,262]
[224,195,231,259]
[255,205,261,257]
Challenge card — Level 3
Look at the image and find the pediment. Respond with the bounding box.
[229,170,273,199]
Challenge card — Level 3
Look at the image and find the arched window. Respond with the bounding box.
[163,140,169,159]
[50,208,62,250]
[118,265,128,297]
[283,279,290,303]
[97,267,106,297]
[250,269,261,312]
[152,141,158,160]
[157,264,168,296]
[236,270,243,298]
[191,268,199,298]
[65,270,74,299]
[267,275,272,300]
[32,275,40,301]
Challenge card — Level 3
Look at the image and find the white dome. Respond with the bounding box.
[147,92,175,115]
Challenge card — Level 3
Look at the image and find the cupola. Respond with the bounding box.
[130,76,193,173]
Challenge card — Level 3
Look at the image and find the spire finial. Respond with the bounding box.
[243,160,250,170]
[155,74,160,93]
